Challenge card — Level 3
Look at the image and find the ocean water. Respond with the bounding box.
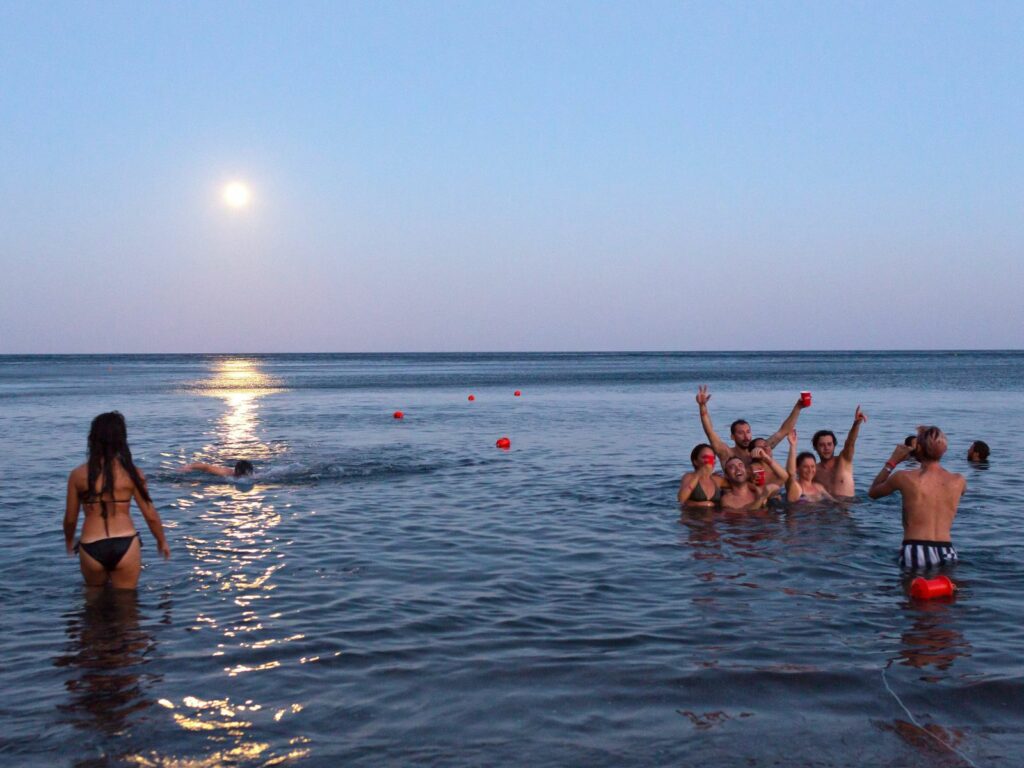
[1,351,1022,767]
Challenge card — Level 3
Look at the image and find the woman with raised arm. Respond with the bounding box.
[64,412,170,588]
[785,429,834,504]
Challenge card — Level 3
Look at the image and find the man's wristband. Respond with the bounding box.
[884,461,897,471]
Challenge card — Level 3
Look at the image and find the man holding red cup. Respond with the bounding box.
[696,385,808,466]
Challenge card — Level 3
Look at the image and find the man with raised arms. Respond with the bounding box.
[696,385,806,466]
[811,406,868,498]
[868,426,966,570]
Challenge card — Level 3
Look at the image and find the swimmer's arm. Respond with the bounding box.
[63,473,81,555]
[698,402,731,462]
[134,471,171,559]
[180,462,233,477]
[785,435,801,502]
[678,473,700,503]
[764,455,789,484]
[840,406,867,463]
[869,444,913,499]
[767,398,805,449]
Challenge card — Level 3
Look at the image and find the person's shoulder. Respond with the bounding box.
[68,463,87,481]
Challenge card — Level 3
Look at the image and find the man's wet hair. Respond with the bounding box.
[797,451,817,466]
[812,430,837,450]
[969,440,990,461]
[730,419,750,437]
[916,426,948,462]
[234,460,255,477]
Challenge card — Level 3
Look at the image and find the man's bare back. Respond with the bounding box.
[869,426,966,568]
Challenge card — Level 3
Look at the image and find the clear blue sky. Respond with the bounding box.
[1,1,1021,352]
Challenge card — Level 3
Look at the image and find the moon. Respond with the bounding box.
[223,181,252,209]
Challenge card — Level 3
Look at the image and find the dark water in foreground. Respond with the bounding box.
[1,352,1022,767]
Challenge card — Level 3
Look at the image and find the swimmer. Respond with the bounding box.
[811,406,868,497]
[696,385,806,465]
[967,441,990,463]
[785,430,835,503]
[678,444,728,507]
[64,412,170,588]
[179,460,255,478]
[720,456,771,511]
[868,426,966,570]
[749,445,789,501]
[747,438,787,485]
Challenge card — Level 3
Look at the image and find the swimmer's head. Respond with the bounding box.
[797,451,818,481]
[748,437,771,459]
[916,426,948,462]
[730,420,752,449]
[812,430,837,460]
[724,456,747,483]
[690,443,715,469]
[234,460,255,477]
[967,440,989,463]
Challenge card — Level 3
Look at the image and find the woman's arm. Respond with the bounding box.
[785,430,802,502]
[677,465,713,503]
[134,470,170,559]
[63,472,81,555]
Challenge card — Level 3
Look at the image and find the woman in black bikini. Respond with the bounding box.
[63,412,170,588]
[678,443,727,507]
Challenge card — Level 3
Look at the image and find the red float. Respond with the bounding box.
[393,411,404,419]
[468,395,475,401]
[514,390,521,397]
[495,436,511,449]
[909,575,956,599]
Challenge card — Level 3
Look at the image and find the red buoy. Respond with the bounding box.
[514,390,521,397]
[393,411,404,420]
[909,575,955,599]
[468,394,475,401]
[496,436,511,449]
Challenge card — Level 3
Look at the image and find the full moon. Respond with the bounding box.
[223,181,252,209]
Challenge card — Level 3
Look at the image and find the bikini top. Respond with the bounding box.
[690,479,722,503]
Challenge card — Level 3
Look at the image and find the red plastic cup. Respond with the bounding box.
[909,575,956,599]
[752,468,766,486]
[800,391,812,407]
[496,436,511,449]
[702,454,715,467]
[393,411,404,419]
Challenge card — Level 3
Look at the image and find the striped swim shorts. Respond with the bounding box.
[899,539,958,570]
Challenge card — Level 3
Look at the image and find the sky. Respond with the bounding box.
[1,1,1021,352]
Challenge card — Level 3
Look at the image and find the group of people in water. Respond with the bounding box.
[678,387,986,571]
[65,390,989,590]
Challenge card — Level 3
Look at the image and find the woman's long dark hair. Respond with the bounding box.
[85,412,151,521]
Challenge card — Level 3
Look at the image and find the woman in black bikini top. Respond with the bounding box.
[63,411,170,589]
[678,443,726,507]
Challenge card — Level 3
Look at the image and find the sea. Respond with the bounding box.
[1,351,1021,767]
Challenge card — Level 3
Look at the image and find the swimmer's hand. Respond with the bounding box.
[697,462,714,478]
[158,541,171,559]
[696,385,711,406]
[854,405,867,424]
[787,429,798,446]
[750,447,768,461]
[889,444,913,465]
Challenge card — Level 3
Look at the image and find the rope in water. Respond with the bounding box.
[880,660,980,768]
